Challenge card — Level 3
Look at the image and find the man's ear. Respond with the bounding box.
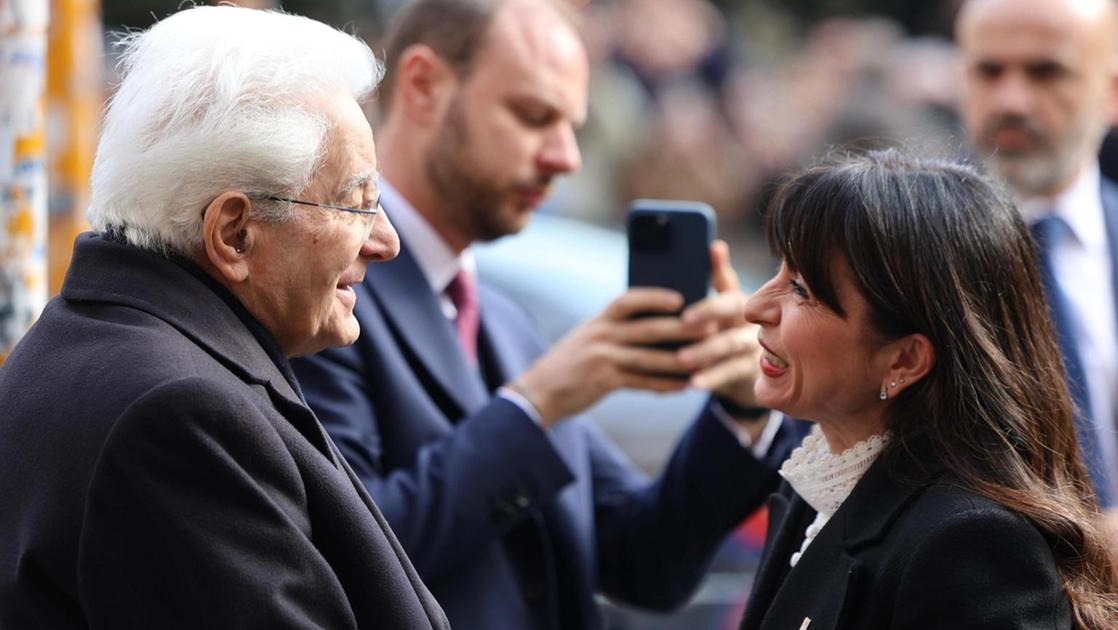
[882,333,935,396]
[394,44,458,126]
[201,192,254,283]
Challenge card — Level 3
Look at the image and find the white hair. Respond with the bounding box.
[88,6,383,254]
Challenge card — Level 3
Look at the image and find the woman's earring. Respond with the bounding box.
[880,386,888,400]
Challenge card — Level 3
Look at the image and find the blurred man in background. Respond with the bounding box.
[292,0,798,627]
[958,0,1118,527]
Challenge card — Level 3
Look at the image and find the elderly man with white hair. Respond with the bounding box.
[0,6,448,629]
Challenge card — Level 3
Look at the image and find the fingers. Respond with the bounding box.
[678,324,760,373]
[710,239,740,294]
[682,290,748,328]
[608,315,715,346]
[689,355,760,400]
[614,371,691,393]
[602,288,684,321]
[610,344,690,376]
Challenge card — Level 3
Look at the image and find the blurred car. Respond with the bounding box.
[475,212,769,630]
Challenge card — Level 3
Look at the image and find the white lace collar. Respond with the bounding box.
[778,424,889,518]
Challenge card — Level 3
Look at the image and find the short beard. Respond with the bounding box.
[980,114,1105,198]
[425,97,524,244]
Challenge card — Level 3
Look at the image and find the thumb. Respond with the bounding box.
[710,239,740,294]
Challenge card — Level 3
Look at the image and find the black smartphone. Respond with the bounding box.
[627,199,716,312]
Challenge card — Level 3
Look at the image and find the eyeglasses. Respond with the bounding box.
[256,194,382,240]
[260,195,379,217]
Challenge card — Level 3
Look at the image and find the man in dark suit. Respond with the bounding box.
[291,0,798,627]
[0,7,447,629]
[957,0,1118,535]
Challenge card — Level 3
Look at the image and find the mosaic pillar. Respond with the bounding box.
[0,0,49,365]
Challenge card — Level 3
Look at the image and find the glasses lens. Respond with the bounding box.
[360,206,379,240]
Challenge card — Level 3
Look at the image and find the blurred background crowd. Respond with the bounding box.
[93,0,1118,278]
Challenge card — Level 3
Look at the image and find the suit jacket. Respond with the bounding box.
[292,234,797,629]
[1049,174,1118,506]
[0,233,449,630]
[739,456,1072,630]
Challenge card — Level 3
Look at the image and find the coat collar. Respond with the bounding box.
[60,233,337,462]
[837,452,929,549]
[742,452,933,630]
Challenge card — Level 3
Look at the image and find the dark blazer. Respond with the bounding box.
[292,232,798,629]
[739,455,1072,630]
[0,233,449,630]
[1049,174,1118,506]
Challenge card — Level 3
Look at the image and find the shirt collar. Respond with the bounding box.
[379,178,475,295]
[1018,162,1105,254]
[778,424,890,518]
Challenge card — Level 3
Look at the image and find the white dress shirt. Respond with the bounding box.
[1019,163,1118,501]
[380,181,474,321]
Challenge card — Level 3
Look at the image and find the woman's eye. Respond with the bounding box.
[790,279,809,298]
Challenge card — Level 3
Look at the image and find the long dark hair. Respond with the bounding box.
[765,149,1118,627]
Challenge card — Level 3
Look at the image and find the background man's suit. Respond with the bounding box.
[1038,175,1118,506]
[293,206,798,629]
[0,234,449,630]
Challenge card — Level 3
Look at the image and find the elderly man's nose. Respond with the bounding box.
[362,212,400,261]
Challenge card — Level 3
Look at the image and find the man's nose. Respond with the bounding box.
[989,72,1036,117]
[537,123,582,175]
[362,210,400,262]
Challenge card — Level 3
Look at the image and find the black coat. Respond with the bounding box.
[0,233,449,630]
[740,454,1073,630]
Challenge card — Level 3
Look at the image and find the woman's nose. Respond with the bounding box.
[743,278,779,326]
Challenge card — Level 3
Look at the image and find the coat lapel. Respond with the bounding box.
[478,288,535,382]
[740,487,812,630]
[744,457,930,630]
[362,239,489,416]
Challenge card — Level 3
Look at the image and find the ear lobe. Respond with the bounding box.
[202,192,254,283]
[395,44,457,125]
[885,333,935,394]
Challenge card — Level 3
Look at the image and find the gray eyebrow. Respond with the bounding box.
[336,169,379,199]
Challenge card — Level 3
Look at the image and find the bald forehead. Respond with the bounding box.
[958,0,1117,44]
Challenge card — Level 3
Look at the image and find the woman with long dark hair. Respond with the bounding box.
[739,149,1118,629]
